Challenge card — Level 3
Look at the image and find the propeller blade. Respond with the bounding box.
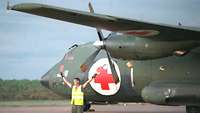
[87,2,119,83]
[7,1,11,10]
[88,2,104,41]
[105,48,120,84]
[97,29,104,41]
[88,2,94,13]
[80,49,101,72]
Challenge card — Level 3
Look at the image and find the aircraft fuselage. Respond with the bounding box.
[41,41,200,105]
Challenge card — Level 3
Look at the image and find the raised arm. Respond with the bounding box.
[82,74,97,88]
[60,72,72,88]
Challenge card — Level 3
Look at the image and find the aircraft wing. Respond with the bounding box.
[10,3,200,41]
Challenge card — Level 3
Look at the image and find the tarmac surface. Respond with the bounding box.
[0,103,186,113]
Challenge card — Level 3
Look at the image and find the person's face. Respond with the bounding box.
[73,79,80,85]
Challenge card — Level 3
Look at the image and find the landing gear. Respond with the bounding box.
[186,106,200,113]
[83,103,91,112]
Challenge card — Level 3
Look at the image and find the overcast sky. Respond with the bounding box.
[0,0,200,80]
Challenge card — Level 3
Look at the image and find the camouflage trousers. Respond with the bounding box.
[72,105,83,113]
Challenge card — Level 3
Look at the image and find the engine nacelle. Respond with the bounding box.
[141,81,200,106]
[105,35,199,60]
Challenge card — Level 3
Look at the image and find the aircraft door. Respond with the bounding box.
[130,60,152,92]
[126,61,135,88]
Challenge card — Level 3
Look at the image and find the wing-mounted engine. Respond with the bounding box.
[141,81,200,105]
[104,35,199,60]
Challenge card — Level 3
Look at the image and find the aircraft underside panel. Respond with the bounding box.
[142,81,200,106]
[140,52,200,106]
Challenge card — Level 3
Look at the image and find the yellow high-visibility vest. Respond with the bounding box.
[71,85,84,105]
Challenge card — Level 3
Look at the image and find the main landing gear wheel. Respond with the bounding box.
[186,106,200,113]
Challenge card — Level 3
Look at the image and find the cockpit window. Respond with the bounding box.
[64,51,74,61]
[64,44,78,61]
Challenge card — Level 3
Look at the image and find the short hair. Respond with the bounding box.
[73,78,80,82]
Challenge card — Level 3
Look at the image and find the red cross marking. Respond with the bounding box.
[94,66,115,90]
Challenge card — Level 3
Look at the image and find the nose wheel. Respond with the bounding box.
[83,103,91,112]
[84,103,95,112]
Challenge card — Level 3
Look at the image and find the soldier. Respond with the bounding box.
[60,72,97,113]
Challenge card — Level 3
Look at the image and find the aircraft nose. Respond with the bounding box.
[40,73,50,88]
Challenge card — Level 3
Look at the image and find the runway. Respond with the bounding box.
[0,103,185,113]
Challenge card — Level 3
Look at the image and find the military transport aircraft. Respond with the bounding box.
[8,2,200,113]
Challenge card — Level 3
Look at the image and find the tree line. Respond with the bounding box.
[0,79,64,100]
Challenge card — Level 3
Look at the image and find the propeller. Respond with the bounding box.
[80,2,119,84]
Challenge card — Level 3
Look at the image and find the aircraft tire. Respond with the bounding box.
[83,103,91,111]
[186,106,200,113]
